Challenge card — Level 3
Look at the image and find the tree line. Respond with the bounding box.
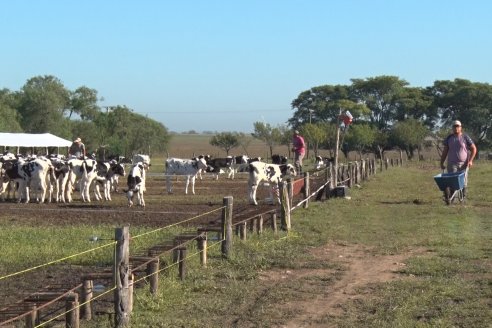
[0,75,170,157]
[1,75,490,159]
[240,76,490,160]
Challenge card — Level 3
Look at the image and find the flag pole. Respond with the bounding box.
[334,108,342,188]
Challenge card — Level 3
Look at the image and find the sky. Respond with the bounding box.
[1,0,491,133]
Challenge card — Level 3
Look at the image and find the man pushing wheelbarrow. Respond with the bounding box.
[437,120,477,204]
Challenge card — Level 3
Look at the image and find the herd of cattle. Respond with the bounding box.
[0,152,334,207]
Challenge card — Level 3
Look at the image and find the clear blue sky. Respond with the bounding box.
[1,0,491,133]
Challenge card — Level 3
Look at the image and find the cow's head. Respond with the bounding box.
[280,164,296,177]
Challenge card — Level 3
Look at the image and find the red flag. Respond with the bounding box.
[340,110,353,125]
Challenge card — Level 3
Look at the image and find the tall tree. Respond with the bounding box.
[429,78,492,148]
[351,75,409,129]
[69,86,100,121]
[18,75,70,135]
[289,85,353,127]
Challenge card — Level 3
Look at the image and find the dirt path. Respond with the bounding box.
[259,242,421,328]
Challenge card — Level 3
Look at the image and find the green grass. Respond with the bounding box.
[1,161,491,327]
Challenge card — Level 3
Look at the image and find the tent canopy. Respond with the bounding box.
[0,133,72,148]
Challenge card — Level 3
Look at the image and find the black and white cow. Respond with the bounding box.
[126,162,146,207]
[165,157,208,194]
[314,156,335,170]
[94,160,126,201]
[1,158,55,203]
[67,159,99,202]
[248,161,296,206]
[205,157,234,180]
[50,158,71,203]
[192,154,211,180]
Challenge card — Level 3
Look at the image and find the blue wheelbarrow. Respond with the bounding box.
[433,171,465,205]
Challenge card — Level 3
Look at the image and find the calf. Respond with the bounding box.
[67,159,99,202]
[51,159,71,203]
[126,162,146,207]
[314,156,335,170]
[192,154,211,180]
[94,160,126,201]
[1,158,55,203]
[206,157,234,180]
[165,157,208,194]
[248,161,296,205]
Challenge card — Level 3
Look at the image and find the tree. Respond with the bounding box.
[289,85,353,127]
[209,132,240,155]
[18,75,71,135]
[69,86,100,121]
[395,86,436,128]
[251,122,283,158]
[0,89,23,132]
[389,118,429,160]
[429,78,492,149]
[351,75,409,129]
[300,123,328,157]
[343,124,377,159]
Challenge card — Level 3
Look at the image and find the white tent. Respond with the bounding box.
[0,133,72,148]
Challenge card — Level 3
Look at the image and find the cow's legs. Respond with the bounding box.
[249,183,259,205]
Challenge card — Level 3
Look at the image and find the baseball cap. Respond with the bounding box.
[452,120,462,127]
[294,130,300,135]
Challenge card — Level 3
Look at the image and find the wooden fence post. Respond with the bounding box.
[114,226,130,328]
[65,292,79,328]
[147,259,159,295]
[81,279,93,320]
[221,196,233,258]
[178,248,187,280]
[303,172,310,208]
[280,182,291,231]
[198,234,207,267]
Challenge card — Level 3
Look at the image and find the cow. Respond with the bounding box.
[271,154,288,165]
[314,156,335,170]
[94,160,126,201]
[132,154,151,169]
[248,161,296,205]
[66,159,99,202]
[165,157,208,194]
[50,158,71,203]
[192,154,211,180]
[205,157,234,180]
[1,158,55,203]
[126,162,146,207]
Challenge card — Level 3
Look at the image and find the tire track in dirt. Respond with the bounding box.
[258,242,423,328]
